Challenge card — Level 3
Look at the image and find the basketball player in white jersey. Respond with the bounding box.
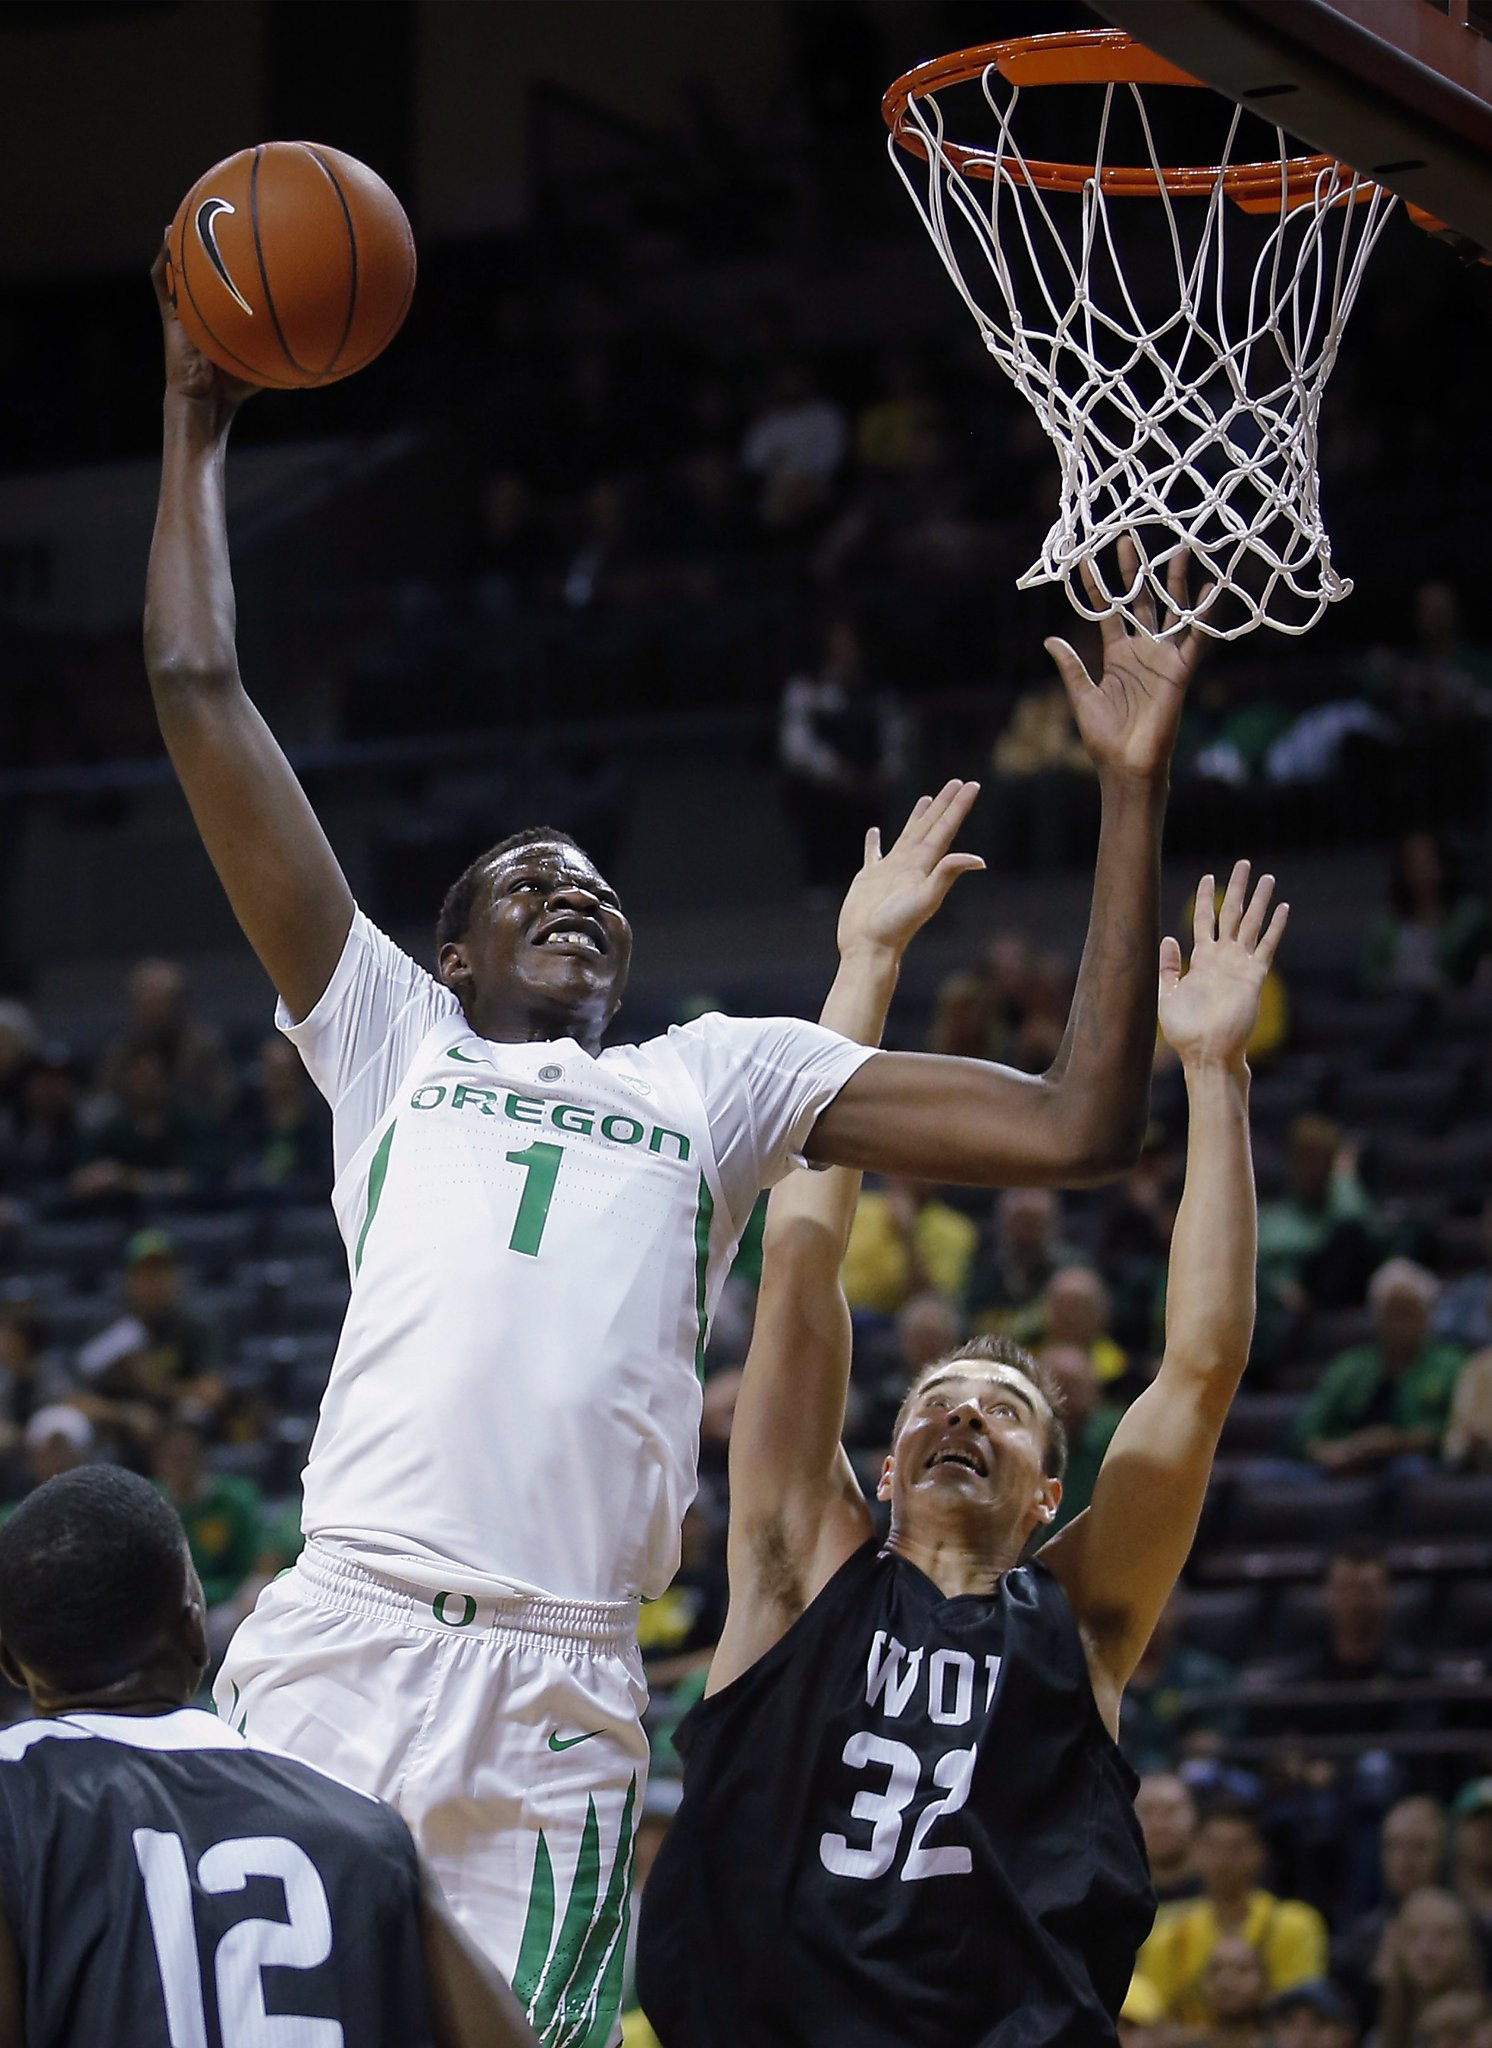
[144,246,1206,2045]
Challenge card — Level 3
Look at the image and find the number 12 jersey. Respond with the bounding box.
[0,1707,432,2047]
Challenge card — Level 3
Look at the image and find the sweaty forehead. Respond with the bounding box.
[485,843,609,893]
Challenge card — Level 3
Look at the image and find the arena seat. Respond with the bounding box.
[153,1210,258,1279]
[15,1216,127,1288]
[1389,1470,1492,1541]
[267,1206,346,1261]
[1335,1067,1460,1133]
[1373,1127,1492,1198]
[1218,1394,1305,1459]
[1177,1585,1259,1663]
[1442,1578,1492,1656]
[1226,1476,1379,1549]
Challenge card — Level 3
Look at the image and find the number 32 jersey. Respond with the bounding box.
[635,1544,1155,2048]
[0,1708,431,2047]
[282,911,873,1605]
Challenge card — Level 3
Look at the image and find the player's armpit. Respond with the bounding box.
[0,1900,21,2048]
[418,1859,539,2048]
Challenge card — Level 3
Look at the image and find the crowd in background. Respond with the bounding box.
[2,807,1492,2046]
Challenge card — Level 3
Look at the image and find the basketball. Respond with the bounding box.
[166,141,415,390]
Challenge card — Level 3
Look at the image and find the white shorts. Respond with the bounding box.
[215,1541,649,2048]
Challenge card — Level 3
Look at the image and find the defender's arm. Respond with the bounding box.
[710,787,983,1694]
[1043,864,1287,1728]
[144,247,354,1023]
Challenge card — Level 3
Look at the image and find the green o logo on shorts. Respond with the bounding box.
[432,1591,478,1628]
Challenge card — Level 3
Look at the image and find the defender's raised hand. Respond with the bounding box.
[836,781,984,965]
[151,240,257,417]
[1044,539,1209,784]
[1158,860,1289,1068]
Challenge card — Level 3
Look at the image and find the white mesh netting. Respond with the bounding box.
[890,65,1399,638]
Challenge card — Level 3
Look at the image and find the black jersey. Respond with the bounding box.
[0,1706,434,2048]
[635,1542,1154,2048]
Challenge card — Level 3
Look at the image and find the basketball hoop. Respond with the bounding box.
[882,29,1400,639]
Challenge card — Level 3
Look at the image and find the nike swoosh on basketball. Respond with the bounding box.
[195,197,255,316]
[547,1729,604,1752]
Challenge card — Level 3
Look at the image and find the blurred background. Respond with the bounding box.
[2,7,1491,2043]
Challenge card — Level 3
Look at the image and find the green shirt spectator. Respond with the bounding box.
[1297,1260,1466,1470]
[153,1413,264,1607]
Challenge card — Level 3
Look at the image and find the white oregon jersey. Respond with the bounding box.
[280,911,873,1605]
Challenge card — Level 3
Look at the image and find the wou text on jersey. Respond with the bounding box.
[408,1078,691,1159]
[865,1631,1003,1727]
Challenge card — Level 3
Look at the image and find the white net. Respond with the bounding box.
[889,61,1399,638]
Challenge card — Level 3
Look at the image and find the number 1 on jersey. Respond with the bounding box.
[505,1141,563,1256]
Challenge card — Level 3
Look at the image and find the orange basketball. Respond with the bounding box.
[166,142,416,390]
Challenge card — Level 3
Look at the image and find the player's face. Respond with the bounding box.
[451,842,632,1031]
[882,1366,1059,1545]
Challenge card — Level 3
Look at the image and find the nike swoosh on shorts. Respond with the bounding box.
[547,1729,604,1752]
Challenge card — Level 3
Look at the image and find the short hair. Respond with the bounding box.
[435,827,583,951]
[1326,1536,1389,1573]
[891,1335,1068,1479]
[0,1467,189,1694]
[1197,1795,1265,1838]
[1369,1257,1439,1312]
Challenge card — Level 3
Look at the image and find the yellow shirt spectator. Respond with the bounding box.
[841,1184,978,1314]
[620,2011,660,2048]
[1138,1890,1328,2025]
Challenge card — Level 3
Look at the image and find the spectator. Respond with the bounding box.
[1257,1116,1380,1360]
[229,1034,333,1199]
[1041,1341,1122,1533]
[1444,1348,1492,1472]
[1413,1990,1492,2048]
[1436,1198,1492,1355]
[778,616,907,892]
[988,674,1098,871]
[740,361,846,529]
[1040,1264,1131,1389]
[1335,1799,1450,2020]
[1135,1771,1204,1907]
[73,1229,226,1446]
[1256,1545,1428,1745]
[1374,1890,1486,2048]
[1010,951,1077,1074]
[472,469,550,609]
[840,1177,978,1314]
[1117,1972,1169,2048]
[854,1291,963,1447]
[966,1186,1082,1334]
[0,1295,72,1497]
[1268,1980,1361,2048]
[1296,1262,1466,1473]
[1451,1780,1492,1962]
[926,971,1001,1061]
[1200,1932,1273,2048]
[151,1412,263,1649]
[1120,1589,1241,1774]
[8,1044,82,1195]
[695,1364,743,1486]
[855,349,939,472]
[1361,833,1491,996]
[7,1405,93,1506]
[1138,1800,1330,2026]
[982,931,1036,1041]
[69,1044,219,1210]
[0,999,37,1146]
[97,956,236,1123]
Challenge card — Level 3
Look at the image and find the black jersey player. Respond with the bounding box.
[0,1466,536,2048]
[636,848,1288,2048]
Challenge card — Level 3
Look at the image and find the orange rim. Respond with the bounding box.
[881,29,1355,209]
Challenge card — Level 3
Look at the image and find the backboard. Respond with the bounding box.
[1091,0,1492,254]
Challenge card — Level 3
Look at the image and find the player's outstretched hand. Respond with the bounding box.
[836,781,984,965]
[1157,860,1289,1069]
[151,239,257,416]
[1044,538,1211,784]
